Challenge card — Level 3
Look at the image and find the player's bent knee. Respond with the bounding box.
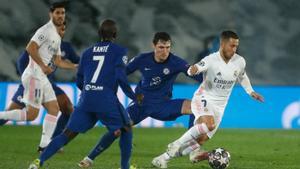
[207,124,216,131]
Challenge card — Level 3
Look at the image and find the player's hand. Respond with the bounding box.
[136,93,144,105]
[250,91,264,102]
[188,65,199,76]
[41,65,53,75]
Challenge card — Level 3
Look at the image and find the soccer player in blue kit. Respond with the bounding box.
[0,21,79,152]
[29,19,137,169]
[78,32,203,168]
[125,32,202,125]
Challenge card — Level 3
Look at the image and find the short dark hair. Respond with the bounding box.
[220,30,239,41]
[50,1,67,12]
[98,19,117,42]
[153,32,171,45]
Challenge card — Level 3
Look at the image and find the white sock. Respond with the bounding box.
[39,113,57,148]
[0,109,27,121]
[181,140,200,156]
[176,123,209,145]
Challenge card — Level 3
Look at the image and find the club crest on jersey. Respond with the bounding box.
[163,68,170,75]
[122,56,128,64]
[233,70,238,78]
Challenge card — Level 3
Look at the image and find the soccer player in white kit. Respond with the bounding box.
[152,30,264,168]
[0,2,76,149]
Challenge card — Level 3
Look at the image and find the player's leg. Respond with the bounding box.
[152,97,216,168]
[126,102,149,125]
[118,104,133,169]
[0,102,24,125]
[37,79,62,149]
[79,104,132,169]
[0,83,39,122]
[0,84,26,125]
[30,108,96,168]
[37,128,79,166]
[149,99,184,122]
[180,99,196,128]
[51,84,74,138]
[166,95,216,157]
[39,100,60,149]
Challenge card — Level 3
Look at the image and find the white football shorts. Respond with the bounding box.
[191,94,227,138]
[21,72,56,109]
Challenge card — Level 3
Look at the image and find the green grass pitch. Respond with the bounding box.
[0,126,299,169]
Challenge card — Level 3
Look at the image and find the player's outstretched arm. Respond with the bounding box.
[54,55,78,69]
[250,91,264,102]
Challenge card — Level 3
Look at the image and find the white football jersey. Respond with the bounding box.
[26,20,61,77]
[193,51,247,102]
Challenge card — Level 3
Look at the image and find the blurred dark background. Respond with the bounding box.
[0,0,300,85]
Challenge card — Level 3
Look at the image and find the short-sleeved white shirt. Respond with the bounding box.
[25,20,61,78]
[194,51,246,104]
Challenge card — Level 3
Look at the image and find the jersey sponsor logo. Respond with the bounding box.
[122,55,128,64]
[144,67,151,71]
[85,84,103,91]
[163,68,170,75]
[150,77,161,86]
[214,78,235,89]
[217,72,222,76]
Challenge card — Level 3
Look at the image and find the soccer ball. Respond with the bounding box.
[208,148,231,169]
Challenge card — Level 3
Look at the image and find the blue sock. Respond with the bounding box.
[119,130,132,169]
[52,113,70,139]
[0,119,8,126]
[39,133,69,166]
[88,131,117,160]
[188,114,195,128]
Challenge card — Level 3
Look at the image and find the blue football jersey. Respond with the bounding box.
[76,41,135,112]
[127,52,202,103]
[17,41,80,83]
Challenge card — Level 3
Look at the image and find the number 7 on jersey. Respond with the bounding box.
[91,55,105,83]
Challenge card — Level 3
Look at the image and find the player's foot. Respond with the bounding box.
[0,119,8,126]
[166,142,181,158]
[189,148,209,163]
[78,156,93,168]
[152,154,168,168]
[28,159,40,169]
